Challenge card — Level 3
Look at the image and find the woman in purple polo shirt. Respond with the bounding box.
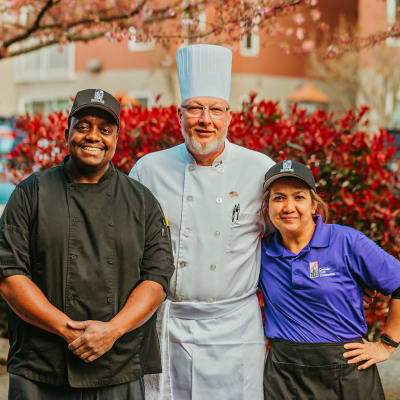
[260,159,400,400]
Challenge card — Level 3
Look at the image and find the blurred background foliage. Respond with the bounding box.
[1,95,399,339]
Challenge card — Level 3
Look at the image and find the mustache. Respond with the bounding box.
[78,142,106,149]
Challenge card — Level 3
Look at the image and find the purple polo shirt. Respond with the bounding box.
[260,215,400,342]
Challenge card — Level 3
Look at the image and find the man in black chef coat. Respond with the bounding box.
[0,89,174,399]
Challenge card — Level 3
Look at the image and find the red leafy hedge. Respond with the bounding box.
[5,95,400,338]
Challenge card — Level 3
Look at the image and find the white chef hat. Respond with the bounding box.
[176,44,232,103]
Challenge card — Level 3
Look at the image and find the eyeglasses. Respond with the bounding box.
[181,105,230,119]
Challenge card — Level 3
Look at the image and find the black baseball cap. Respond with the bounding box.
[264,159,316,191]
[69,89,120,128]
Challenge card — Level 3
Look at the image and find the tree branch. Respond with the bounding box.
[35,0,148,31]
[3,0,147,52]
[4,0,60,47]
[5,30,106,58]
[0,0,309,59]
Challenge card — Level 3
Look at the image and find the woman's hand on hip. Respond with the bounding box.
[343,338,395,370]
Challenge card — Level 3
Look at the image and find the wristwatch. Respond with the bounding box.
[380,333,399,348]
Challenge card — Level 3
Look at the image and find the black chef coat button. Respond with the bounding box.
[107,297,112,304]
[108,222,114,227]
[107,258,113,265]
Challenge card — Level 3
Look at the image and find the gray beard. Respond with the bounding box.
[181,126,228,156]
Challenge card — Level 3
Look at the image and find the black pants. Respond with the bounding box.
[8,373,145,400]
[264,339,385,400]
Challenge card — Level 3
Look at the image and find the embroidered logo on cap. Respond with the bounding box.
[280,159,294,173]
[309,261,319,278]
[91,89,105,104]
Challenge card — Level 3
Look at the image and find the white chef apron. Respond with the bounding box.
[145,289,265,400]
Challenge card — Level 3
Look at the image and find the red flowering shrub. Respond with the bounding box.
[229,97,400,259]
[6,104,183,182]
[4,95,400,338]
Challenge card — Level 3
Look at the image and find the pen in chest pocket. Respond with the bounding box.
[161,217,169,236]
[232,204,240,222]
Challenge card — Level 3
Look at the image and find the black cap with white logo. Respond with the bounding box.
[69,89,120,128]
[264,159,316,191]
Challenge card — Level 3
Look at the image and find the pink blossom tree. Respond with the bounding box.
[0,0,389,59]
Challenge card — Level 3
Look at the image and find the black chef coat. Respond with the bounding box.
[0,159,174,388]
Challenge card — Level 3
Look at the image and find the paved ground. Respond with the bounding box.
[0,340,398,398]
[378,349,400,400]
[0,373,6,400]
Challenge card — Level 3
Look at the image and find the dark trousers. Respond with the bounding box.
[264,339,386,400]
[8,373,145,400]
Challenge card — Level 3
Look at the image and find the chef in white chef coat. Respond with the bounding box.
[129,44,275,400]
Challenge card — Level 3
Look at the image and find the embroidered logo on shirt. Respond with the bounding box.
[309,261,319,278]
[91,89,105,104]
[280,159,294,173]
[319,267,336,277]
[229,191,239,197]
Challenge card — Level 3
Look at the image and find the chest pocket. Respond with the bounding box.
[227,213,260,253]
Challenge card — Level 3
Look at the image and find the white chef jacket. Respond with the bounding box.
[130,140,275,400]
[130,140,274,302]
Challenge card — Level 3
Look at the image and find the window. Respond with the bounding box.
[240,33,260,56]
[387,0,400,46]
[198,12,207,33]
[387,92,400,158]
[128,91,155,108]
[14,43,75,82]
[128,27,155,51]
[180,10,207,46]
[0,122,17,155]
[19,96,70,115]
[390,130,400,158]
[240,16,260,57]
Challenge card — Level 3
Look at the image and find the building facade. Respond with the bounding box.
[0,0,360,117]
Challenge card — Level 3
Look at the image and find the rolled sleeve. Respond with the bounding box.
[351,232,400,295]
[0,186,32,279]
[140,188,174,296]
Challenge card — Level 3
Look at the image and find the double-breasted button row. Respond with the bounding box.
[179,261,216,271]
[186,195,223,203]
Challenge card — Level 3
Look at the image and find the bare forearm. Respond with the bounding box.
[343,299,400,369]
[109,280,166,339]
[0,275,74,340]
[384,298,400,342]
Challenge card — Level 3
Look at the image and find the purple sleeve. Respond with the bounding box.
[350,231,400,295]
